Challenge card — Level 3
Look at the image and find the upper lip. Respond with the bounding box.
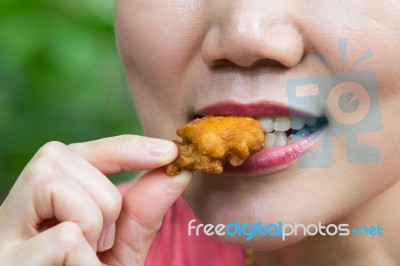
[196,101,320,118]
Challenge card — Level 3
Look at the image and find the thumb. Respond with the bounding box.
[99,169,192,266]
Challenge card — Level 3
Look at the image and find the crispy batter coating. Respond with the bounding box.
[165,116,264,176]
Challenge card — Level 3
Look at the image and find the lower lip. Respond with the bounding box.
[224,128,325,175]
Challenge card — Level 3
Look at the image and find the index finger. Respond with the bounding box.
[68,135,178,175]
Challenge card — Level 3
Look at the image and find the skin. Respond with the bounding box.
[115,0,400,264]
[1,0,400,265]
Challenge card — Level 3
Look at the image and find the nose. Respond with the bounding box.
[201,1,305,68]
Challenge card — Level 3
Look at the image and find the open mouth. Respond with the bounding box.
[257,116,328,147]
[195,101,328,174]
[193,114,328,147]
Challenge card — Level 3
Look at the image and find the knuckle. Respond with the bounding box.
[37,141,66,159]
[115,135,145,154]
[55,222,86,249]
[102,191,123,219]
[67,142,85,154]
[25,157,60,186]
[159,181,185,197]
[118,134,139,143]
[25,141,68,186]
[124,207,161,233]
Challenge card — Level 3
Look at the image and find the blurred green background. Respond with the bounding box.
[0,0,143,202]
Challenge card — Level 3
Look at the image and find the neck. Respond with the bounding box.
[254,181,400,266]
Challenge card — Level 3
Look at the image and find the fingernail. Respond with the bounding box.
[147,139,176,157]
[98,223,116,252]
[103,223,116,251]
[171,170,193,185]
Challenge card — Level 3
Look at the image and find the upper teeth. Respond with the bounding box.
[290,117,305,130]
[257,116,323,148]
[258,117,274,132]
[274,117,291,132]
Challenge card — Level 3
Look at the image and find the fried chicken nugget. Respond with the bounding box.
[165,116,264,176]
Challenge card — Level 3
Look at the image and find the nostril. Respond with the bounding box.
[253,58,286,68]
[213,59,234,67]
[212,58,287,69]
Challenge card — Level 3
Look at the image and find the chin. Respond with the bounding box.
[183,157,393,250]
[183,166,325,248]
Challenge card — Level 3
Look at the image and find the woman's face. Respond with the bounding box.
[115,0,400,249]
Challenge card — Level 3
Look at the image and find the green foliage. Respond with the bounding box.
[0,0,143,201]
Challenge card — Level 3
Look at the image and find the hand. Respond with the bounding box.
[0,135,192,266]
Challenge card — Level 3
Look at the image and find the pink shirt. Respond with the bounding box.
[145,197,246,265]
[118,184,246,266]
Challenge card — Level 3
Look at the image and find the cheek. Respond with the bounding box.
[115,0,207,90]
[115,0,208,136]
[299,0,400,179]
[300,1,400,67]
[374,98,400,176]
